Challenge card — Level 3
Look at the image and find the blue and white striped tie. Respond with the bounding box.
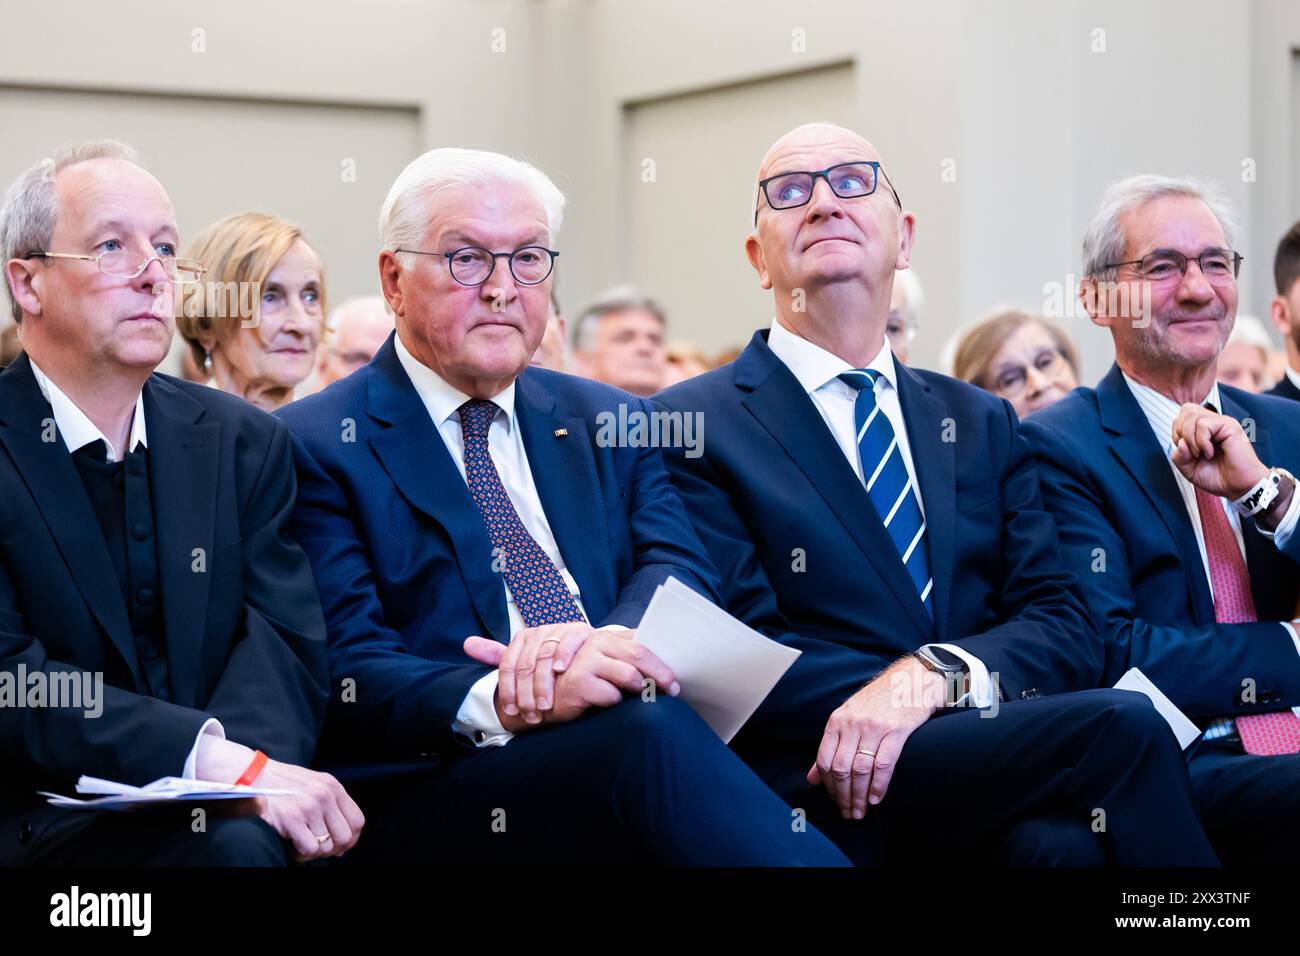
[838,369,933,617]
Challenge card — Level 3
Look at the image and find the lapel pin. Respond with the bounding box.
[553,427,569,438]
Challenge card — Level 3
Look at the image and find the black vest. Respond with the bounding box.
[70,441,171,700]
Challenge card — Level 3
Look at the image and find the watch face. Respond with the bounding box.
[927,647,964,670]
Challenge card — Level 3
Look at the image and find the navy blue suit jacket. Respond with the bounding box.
[1266,373,1300,402]
[276,336,720,763]
[656,330,1100,729]
[1021,363,1300,720]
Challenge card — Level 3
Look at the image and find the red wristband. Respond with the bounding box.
[234,750,268,787]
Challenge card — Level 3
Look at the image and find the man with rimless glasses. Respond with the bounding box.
[657,123,1219,865]
[0,141,360,865]
[1022,175,1300,864]
[277,147,851,865]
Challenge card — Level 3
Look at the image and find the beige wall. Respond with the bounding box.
[0,0,1295,385]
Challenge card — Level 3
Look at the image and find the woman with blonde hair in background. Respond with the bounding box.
[178,212,326,411]
[952,308,1081,419]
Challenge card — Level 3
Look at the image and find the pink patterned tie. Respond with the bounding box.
[1236,710,1300,756]
[1192,487,1300,754]
[1192,486,1257,623]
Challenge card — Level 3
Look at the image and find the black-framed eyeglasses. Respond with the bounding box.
[395,245,558,286]
[30,250,205,284]
[1103,248,1243,281]
[755,161,901,225]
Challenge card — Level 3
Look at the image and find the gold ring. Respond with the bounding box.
[857,749,876,757]
[316,833,331,844]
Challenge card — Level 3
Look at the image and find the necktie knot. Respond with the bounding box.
[838,369,882,393]
[458,399,498,440]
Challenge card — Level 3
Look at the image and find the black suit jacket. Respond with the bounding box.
[0,354,328,863]
[1266,373,1300,402]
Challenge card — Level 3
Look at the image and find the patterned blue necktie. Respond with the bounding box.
[837,369,933,617]
[458,399,586,628]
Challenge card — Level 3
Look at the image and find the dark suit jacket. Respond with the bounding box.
[1021,363,1300,720]
[1266,373,1300,402]
[655,330,1100,735]
[275,335,720,765]
[0,353,328,863]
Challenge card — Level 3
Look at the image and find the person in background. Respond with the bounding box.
[1268,219,1300,402]
[571,285,666,395]
[887,268,922,363]
[0,320,19,366]
[662,341,710,387]
[1217,315,1274,394]
[314,295,393,390]
[529,289,567,372]
[177,212,326,412]
[952,309,1081,419]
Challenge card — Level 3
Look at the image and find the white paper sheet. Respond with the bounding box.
[40,775,293,811]
[1113,667,1202,749]
[633,576,800,743]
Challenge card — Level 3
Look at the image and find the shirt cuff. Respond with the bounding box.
[181,718,225,779]
[1257,487,1300,551]
[1283,622,1300,660]
[927,643,995,708]
[453,671,513,748]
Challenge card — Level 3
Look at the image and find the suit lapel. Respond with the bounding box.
[145,376,220,707]
[0,355,143,686]
[895,361,955,640]
[1096,364,1214,622]
[365,341,510,643]
[736,334,933,642]
[515,371,614,623]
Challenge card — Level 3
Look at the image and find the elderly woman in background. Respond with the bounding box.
[178,212,326,411]
[952,308,1080,419]
[1216,314,1275,393]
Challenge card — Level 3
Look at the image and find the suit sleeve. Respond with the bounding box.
[655,399,882,742]
[600,397,723,627]
[1022,417,1300,719]
[945,404,1104,698]
[286,431,493,760]
[199,420,330,767]
[0,557,210,787]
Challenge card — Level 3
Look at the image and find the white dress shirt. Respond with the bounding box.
[1121,373,1300,656]
[765,318,994,707]
[394,335,618,748]
[28,358,223,777]
[1286,365,1300,394]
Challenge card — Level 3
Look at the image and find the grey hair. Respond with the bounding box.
[378,147,566,265]
[0,140,142,324]
[892,269,923,327]
[572,285,666,352]
[1081,174,1238,282]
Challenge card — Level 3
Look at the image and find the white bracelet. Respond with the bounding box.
[1234,468,1283,518]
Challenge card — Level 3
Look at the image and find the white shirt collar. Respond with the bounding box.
[28,356,147,462]
[1286,365,1300,392]
[767,316,896,396]
[393,332,516,432]
[1120,370,1222,454]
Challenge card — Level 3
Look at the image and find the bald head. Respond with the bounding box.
[745,122,914,367]
[757,123,880,183]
